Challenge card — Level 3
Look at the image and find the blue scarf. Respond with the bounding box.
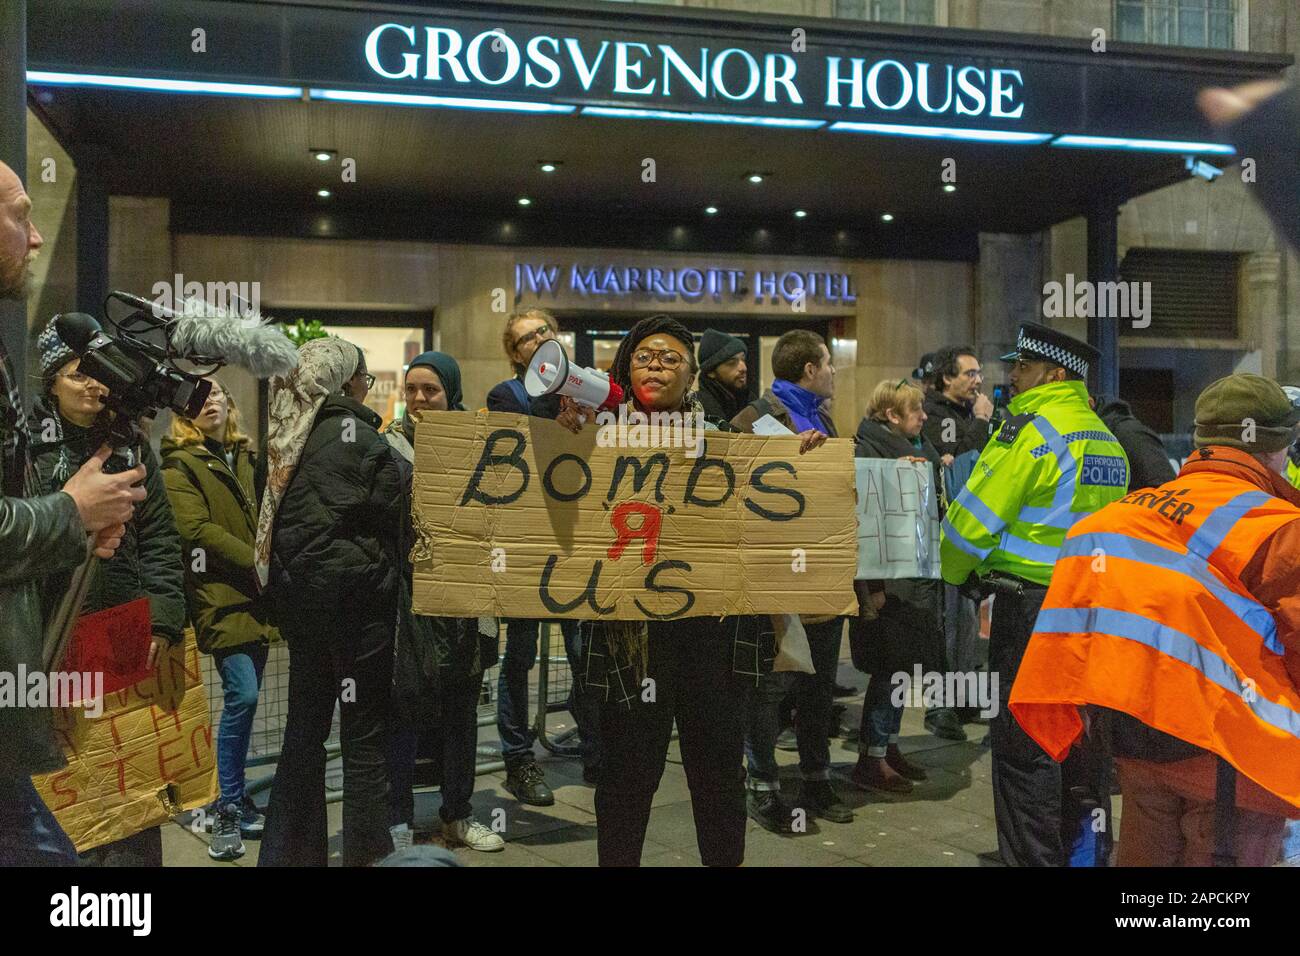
[770,379,824,434]
[407,351,465,411]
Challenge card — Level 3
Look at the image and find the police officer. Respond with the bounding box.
[1282,386,1300,490]
[940,322,1129,866]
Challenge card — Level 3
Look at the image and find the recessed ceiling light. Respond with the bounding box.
[314,152,334,162]
[316,188,331,199]
[518,196,532,206]
[943,184,957,193]
[794,209,808,219]
[704,205,718,215]
[538,161,560,173]
[747,173,764,184]
[881,213,894,222]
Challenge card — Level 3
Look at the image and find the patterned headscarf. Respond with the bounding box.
[253,336,360,587]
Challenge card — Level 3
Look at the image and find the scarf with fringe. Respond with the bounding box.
[253,336,359,587]
[588,392,710,696]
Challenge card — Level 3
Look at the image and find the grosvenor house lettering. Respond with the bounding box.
[363,23,1027,121]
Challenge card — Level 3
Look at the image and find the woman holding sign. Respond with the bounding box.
[562,314,820,867]
[28,317,187,866]
[849,379,949,794]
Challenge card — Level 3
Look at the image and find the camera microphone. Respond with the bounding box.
[52,311,102,354]
[170,298,300,379]
[101,291,299,379]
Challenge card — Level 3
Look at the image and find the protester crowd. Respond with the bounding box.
[1,78,1298,869]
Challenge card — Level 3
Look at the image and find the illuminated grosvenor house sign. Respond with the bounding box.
[516,262,858,307]
[363,22,1026,121]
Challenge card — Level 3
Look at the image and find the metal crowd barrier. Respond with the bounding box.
[202,622,578,802]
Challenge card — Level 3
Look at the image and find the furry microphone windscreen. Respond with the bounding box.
[172,298,301,379]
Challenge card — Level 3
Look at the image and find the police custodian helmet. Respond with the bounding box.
[999,322,1100,381]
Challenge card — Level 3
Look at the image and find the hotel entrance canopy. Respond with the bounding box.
[25,0,1291,257]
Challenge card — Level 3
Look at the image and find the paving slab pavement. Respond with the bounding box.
[161,660,1131,867]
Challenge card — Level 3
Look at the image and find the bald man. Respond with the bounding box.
[0,160,147,865]
[0,159,44,300]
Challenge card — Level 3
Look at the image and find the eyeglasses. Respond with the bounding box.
[57,371,102,389]
[631,348,686,371]
[363,373,376,389]
[512,324,554,352]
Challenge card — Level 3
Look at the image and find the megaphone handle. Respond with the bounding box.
[597,382,625,411]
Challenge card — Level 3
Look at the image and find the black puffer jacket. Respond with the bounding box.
[268,394,403,617]
[29,404,186,645]
[1097,399,1176,492]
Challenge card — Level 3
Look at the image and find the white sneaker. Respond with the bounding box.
[389,823,414,851]
[442,817,505,852]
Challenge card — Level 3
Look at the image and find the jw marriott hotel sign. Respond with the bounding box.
[516,261,858,307]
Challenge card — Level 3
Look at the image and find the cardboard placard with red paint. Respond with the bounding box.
[62,597,154,699]
[410,411,859,620]
[32,633,217,853]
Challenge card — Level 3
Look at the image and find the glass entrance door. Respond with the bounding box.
[566,314,831,402]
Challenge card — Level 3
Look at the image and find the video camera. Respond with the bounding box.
[54,292,219,462]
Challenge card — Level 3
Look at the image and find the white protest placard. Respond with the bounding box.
[854,458,941,580]
[751,414,794,436]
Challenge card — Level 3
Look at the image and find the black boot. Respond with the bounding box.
[503,756,555,807]
[924,708,968,742]
[794,780,855,824]
[885,744,929,782]
[747,789,796,834]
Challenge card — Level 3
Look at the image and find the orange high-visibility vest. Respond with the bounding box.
[1009,466,1300,807]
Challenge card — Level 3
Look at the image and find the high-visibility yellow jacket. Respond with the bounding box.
[940,380,1128,587]
[1286,455,1300,490]
[1010,447,1300,807]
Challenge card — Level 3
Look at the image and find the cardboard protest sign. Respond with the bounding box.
[32,632,217,853]
[855,458,942,580]
[411,411,858,620]
[62,598,153,698]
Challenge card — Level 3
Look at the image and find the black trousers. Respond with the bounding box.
[260,605,395,867]
[388,670,483,828]
[746,617,843,784]
[595,619,749,867]
[989,583,1112,866]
